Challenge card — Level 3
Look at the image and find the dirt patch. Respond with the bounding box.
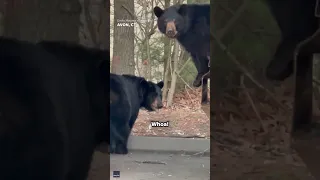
[132,88,210,138]
[212,143,315,180]
[211,78,318,179]
[132,107,209,138]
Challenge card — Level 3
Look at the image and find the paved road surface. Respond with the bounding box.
[87,150,210,180]
[109,150,210,180]
[87,136,210,180]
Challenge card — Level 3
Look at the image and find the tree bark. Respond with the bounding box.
[0,11,3,36]
[162,0,172,100]
[162,44,171,100]
[144,1,152,80]
[167,40,180,107]
[79,0,110,49]
[112,0,135,74]
[98,0,110,50]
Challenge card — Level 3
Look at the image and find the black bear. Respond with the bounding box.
[265,0,318,81]
[0,37,109,180]
[153,4,210,104]
[265,0,319,133]
[110,73,164,154]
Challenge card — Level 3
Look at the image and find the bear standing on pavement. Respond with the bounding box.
[109,74,164,154]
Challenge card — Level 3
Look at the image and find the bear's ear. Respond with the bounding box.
[178,4,188,16]
[139,78,149,96]
[154,6,164,18]
[157,81,164,89]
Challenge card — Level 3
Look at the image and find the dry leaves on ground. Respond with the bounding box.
[132,88,210,138]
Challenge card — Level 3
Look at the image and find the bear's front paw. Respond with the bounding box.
[114,144,128,154]
[201,99,209,105]
[193,78,202,87]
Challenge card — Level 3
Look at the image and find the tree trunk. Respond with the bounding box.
[144,2,152,80]
[0,1,3,36]
[4,0,81,42]
[140,1,152,80]
[146,36,152,80]
[313,54,320,116]
[99,0,110,50]
[162,44,171,100]
[135,50,141,76]
[112,0,135,75]
[167,40,180,107]
[142,58,148,77]
[0,11,3,36]
[79,0,110,49]
[162,0,172,100]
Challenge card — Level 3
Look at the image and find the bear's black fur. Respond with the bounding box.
[265,0,318,81]
[153,4,210,104]
[110,73,163,154]
[265,0,319,133]
[0,37,109,180]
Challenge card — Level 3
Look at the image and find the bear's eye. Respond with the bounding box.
[164,19,175,23]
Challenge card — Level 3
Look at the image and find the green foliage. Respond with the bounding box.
[176,59,197,91]
[214,0,281,83]
[150,39,164,65]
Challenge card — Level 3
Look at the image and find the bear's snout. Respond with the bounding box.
[152,98,163,110]
[166,21,177,38]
